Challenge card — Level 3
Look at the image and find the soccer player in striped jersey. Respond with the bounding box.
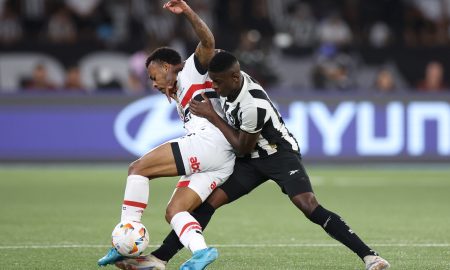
[97,1,234,270]
[118,51,390,270]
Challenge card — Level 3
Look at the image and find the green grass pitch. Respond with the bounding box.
[0,164,449,269]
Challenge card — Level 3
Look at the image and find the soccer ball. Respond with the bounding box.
[111,221,149,257]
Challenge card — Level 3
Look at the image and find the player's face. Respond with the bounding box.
[209,71,240,97]
[147,62,170,93]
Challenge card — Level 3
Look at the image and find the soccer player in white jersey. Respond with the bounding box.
[117,51,391,270]
[97,1,234,270]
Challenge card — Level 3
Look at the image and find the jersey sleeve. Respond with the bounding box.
[184,54,208,77]
[240,105,267,133]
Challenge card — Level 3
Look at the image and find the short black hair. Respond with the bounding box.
[145,47,182,68]
[208,51,238,73]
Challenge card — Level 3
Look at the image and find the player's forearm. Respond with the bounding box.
[183,7,214,49]
[210,115,242,152]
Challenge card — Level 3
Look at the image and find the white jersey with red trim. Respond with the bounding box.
[175,53,224,133]
[169,54,235,202]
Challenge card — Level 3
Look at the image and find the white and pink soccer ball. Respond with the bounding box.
[111,221,149,257]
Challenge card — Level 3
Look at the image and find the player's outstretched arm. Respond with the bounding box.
[163,0,215,68]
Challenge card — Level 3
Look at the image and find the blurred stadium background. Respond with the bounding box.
[0,0,449,269]
[1,0,449,162]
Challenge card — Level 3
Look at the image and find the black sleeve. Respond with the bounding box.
[194,54,208,75]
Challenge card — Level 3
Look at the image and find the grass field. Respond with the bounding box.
[0,164,449,270]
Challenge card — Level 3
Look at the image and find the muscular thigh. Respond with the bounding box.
[219,158,267,203]
[130,142,178,177]
[166,170,232,220]
[256,151,313,198]
[167,186,203,214]
[175,170,229,203]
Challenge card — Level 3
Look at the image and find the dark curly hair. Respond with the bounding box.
[145,47,182,68]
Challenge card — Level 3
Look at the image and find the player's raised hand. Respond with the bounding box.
[163,0,189,14]
[189,92,216,121]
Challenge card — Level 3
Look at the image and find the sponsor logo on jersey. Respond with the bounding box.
[226,112,235,126]
[184,110,192,123]
[210,181,217,190]
[189,156,201,173]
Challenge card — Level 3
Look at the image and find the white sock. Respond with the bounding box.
[121,175,149,222]
[170,211,207,253]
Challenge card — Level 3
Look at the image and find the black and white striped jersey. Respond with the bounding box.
[221,71,300,158]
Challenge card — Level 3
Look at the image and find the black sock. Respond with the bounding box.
[151,202,216,262]
[308,205,377,260]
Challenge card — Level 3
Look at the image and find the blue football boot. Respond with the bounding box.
[98,247,124,267]
[179,247,218,270]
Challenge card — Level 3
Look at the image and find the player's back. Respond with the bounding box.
[174,53,224,134]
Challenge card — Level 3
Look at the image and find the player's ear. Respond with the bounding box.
[162,62,170,72]
[232,72,240,82]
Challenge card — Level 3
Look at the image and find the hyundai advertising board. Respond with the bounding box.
[0,94,449,162]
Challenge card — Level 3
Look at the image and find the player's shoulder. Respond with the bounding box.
[238,91,262,117]
[182,53,208,76]
[241,72,265,96]
[241,78,267,104]
[238,76,271,118]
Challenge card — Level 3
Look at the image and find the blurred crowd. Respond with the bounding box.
[1,0,450,94]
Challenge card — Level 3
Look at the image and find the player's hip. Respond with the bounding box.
[170,132,235,176]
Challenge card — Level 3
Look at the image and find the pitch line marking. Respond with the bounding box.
[0,243,449,249]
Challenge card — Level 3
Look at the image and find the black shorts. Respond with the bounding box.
[219,150,313,203]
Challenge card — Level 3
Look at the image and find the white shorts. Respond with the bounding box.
[170,127,235,202]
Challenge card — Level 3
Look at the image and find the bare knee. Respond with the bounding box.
[129,159,156,179]
[165,204,183,223]
[128,159,142,176]
[165,197,194,223]
[291,192,319,217]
